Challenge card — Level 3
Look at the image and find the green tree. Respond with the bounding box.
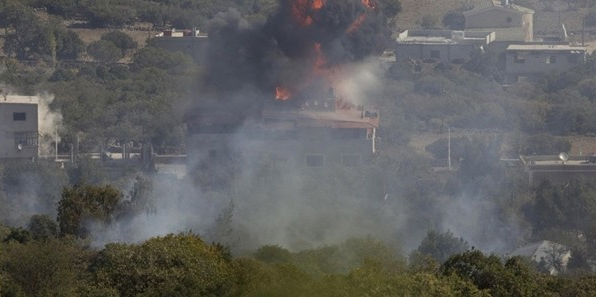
[57,184,121,238]
[27,214,58,241]
[87,40,123,63]
[442,251,549,297]
[84,0,137,27]
[1,239,86,297]
[89,233,236,297]
[56,30,85,60]
[416,229,470,263]
[419,14,438,29]
[100,31,138,56]
[443,9,465,30]
[254,245,293,264]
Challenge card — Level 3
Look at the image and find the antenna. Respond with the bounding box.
[17,143,23,151]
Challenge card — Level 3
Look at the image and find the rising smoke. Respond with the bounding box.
[203,0,389,105]
[0,1,527,256]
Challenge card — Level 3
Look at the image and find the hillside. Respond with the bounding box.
[394,0,470,30]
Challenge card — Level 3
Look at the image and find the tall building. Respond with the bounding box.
[0,95,39,159]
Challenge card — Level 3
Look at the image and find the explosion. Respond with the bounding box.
[204,0,389,106]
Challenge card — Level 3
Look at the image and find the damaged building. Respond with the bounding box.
[185,95,379,171]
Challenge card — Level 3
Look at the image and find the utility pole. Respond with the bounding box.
[448,126,452,171]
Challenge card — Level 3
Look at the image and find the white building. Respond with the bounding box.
[0,95,39,159]
[505,44,586,81]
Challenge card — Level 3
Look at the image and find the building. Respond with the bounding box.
[464,0,534,44]
[394,30,495,64]
[510,240,571,275]
[149,28,208,64]
[0,95,38,159]
[520,154,596,186]
[185,97,379,171]
[505,44,586,81]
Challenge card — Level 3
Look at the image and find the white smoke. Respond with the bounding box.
[334,57,384,106]
[36,93,63,157]
[87,174,227,248]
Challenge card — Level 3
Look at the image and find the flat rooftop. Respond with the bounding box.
[262,108,379,129]
[0,95,39,104]
[507,44,586,52]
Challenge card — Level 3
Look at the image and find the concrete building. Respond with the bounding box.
[505,44,586,81]
[464,0,534,43]
[394,30,495,63]
[0,95,38,159]
[185,98,379,171]
[150,28,208,64]
[520,154,596,186]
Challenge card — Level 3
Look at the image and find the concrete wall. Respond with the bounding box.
[395,43,477,63]
[466,8,523,29]
[0,103,38,159]
[505,51,583,76]
[186,127,375,170]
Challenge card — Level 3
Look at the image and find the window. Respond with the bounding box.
[514,53,525,64]
[430,50,440,59]
[546,55,556,64]
[14,131,38,147]
[306,155,324,167]
[13,112,26,121]
[342,155,361,167]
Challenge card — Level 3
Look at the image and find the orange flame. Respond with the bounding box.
[346,14,366,33]
[276,86,292,100]
[291,0,325,26]
[312,0,325,9]
[313,43,326,71]
[361,0,377,10]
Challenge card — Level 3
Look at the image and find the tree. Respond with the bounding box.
[56,30,85,60]
[442,251,549,297]
[100,31,138,56]
[84,1,137,28]
[27,214,59,240]
[57,184,121,238]
[416,230,470,263]
[443,10,465,30]
[1,239,85,297]
[254,245,293,264]
[89,234,236,297]
[87,40,123,63]
[419,14,437,29]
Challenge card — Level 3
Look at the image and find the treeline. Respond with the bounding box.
[1,0,278,29]
[3,229,596,296]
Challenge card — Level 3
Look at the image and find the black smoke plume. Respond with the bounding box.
[203,0,389,102]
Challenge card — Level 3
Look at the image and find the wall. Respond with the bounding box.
[0,102,38,159]
[186,126,375,170]
[395,43,477,63]
[466,8,523,29]
[505,50,583,76]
